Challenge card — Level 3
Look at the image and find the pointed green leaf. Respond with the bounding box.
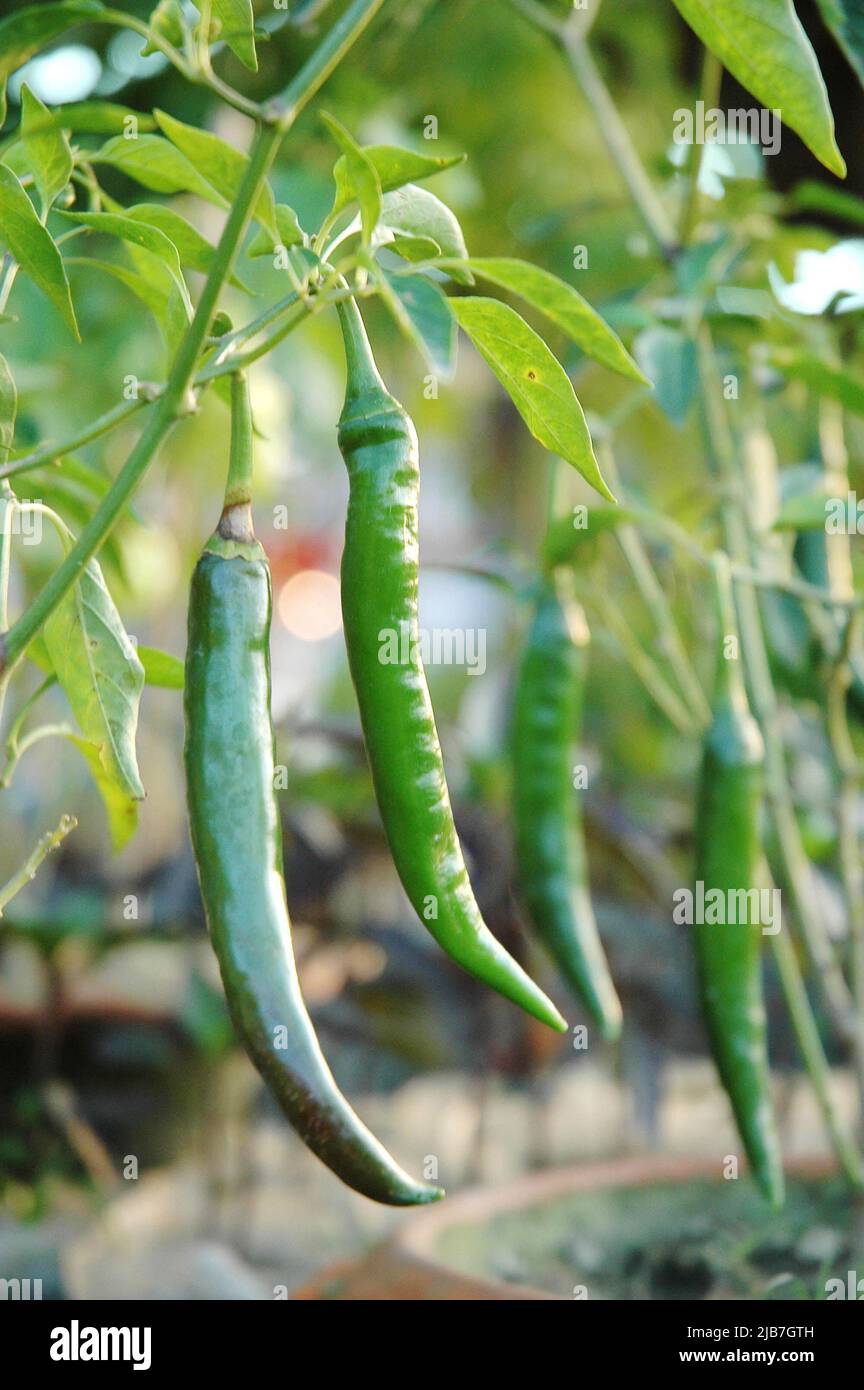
[141,0,185,56]
[123,202,248,290]
[213,0,258,71]
[440,257,648,384]
[43,556,145,852]
[20,85,73,214]
[450,296,614,501]
[60,209,192,315]
[66,255,183,347]
[138,644,184,689]
[380,185,472,283]
[39,102,157,136]
[69,733,140,850]
[154,109,276,234]
[814,0,864,87]
[0,164,77,337]
[322,112,381,246]
[332,144,465,211]
[0,2,105,81]
[379,268,457,380]
[125,202,219,272]
[671,0,845,176]
[90,133,228,204]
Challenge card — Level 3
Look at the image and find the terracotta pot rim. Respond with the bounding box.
[379,1152,836,1302]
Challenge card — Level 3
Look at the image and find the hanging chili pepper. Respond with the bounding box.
[694,554,784,1206]
[184,372,441,1205]
[511,573,622,1040]
[336,296,566,1034]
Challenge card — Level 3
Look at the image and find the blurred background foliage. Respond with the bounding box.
[1,0,863,1270]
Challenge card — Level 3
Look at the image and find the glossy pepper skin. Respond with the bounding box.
[511,576,622,1041]
[184,376,441,1207]
[336,298,566,1034]
[694,565,784,1207]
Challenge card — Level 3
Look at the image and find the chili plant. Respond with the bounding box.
[0,0,643,1200]
[0,0,863,1208]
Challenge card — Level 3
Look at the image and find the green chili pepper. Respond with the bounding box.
[511,573,622,1041]
[336,297,566,1034]
[694,556,784,1206]
[184,372,441,1206]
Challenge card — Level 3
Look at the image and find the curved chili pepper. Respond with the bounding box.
[184,372,441,1206]
[511,574,622,1040]
[336,297,566,1034]
[694,557,784,1206]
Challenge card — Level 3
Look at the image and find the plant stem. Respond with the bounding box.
[0,119,281,674]
[770,913,864,1189]
[816,388,864,1139]
[7,191,282,666]
[590,589,701,735]
[0,397,151,483]
[678,48,722,245]
[0,814,77,915]
[697,327,854,1038]
[598,440,710,726]
[511,0,678,260]
[0,0,387,674]
[1,723,74,790]
[0,489,15,735]
[100,8,265,122]
[277,0,387,127]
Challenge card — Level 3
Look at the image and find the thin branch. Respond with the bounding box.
[0,815,77,916]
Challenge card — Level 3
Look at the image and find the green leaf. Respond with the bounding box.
[26,630,53,676]
[441,257,648,385]
[0,164,78,337]
[125,202,218,272]
[90,134,228,204]
[543,504,634,568]
[791,179,864,227]
[60,209,192,316]
[66,256,177,343]
[123,202,247,290]
[450,297,614,501]
[814,0,864,86]
[68,733,140,851]
[43,557,145,852]
[332,143,464,212]
[247,203,304,257]
[633,326,698,427]
[670,0,845,177]
[0,352,16,458]
[0,2,105,81]
[380,185,472,283]
[20,86,73,214]
[42,102,157,137]
[770,349,864,414]
[213,0,258,71]
[378,268,457,380]
[321,112,381,247]
[0,78,6,128]
[141,0,185,56]
[153,110,276,234]
[137,644,184,689]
